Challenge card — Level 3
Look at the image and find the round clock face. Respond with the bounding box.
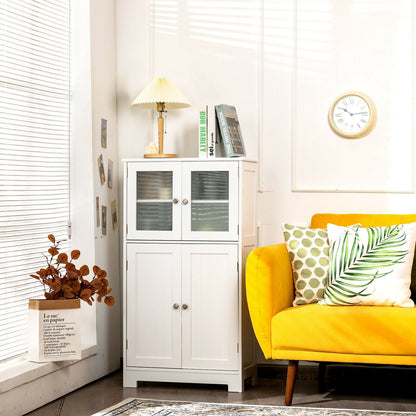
[328,92,377,138]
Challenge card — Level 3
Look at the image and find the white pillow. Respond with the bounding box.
[319,222,416,307]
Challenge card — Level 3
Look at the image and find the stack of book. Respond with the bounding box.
[199,104,246,158]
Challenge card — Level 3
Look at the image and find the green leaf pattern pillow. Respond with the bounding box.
[319,223,416,307]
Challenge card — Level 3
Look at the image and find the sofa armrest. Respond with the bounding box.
[246,243,294,359]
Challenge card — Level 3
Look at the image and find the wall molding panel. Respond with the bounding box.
[291,0,415,194]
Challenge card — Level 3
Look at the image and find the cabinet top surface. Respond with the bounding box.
[122,157,258,164]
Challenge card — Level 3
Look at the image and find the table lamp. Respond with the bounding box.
[131,77,191,158]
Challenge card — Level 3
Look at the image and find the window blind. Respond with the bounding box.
[0,0,71,362]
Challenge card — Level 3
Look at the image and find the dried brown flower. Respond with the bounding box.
[31,234,114,306]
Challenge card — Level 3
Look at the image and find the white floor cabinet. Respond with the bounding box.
[122,158,258,392]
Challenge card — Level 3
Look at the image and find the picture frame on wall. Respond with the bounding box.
[96,197,100,227]
[102,205,107,235]
[108,159,113,189]
[98,154,106,185]
[101,118,107,148]
[111,200,118,230]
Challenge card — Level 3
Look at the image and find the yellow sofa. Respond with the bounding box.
[246,213,416,405]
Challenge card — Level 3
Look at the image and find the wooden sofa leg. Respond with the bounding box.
[285,360,298,406]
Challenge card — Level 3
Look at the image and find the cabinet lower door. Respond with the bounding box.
[126,244,182,368]
[181,244,239,370]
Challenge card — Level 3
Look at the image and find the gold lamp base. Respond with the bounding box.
[144,153,178,158]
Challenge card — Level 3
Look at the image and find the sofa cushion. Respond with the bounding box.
[272,304,416,356]
[319,223,416,307]
[282,224,329,306]
[311,214,416,302]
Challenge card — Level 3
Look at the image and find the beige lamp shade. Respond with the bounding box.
[131,77,191,109]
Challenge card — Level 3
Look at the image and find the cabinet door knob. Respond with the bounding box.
[173,198,179,204]
[182,304,188,310]
[173,303,180,310]
[182,199,188,205]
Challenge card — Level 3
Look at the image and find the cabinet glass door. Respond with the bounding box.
[181,162,238,241]
[127,162,181,240]
[191,171,229,231]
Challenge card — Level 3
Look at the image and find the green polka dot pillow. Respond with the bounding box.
[283,224,330,306]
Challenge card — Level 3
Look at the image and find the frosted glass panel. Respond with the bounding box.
[137,171,172,199]
[136,171,173,231]
[137,202,172,231]
[191,171,229,200]
[191,203,229,231]
[191,171,229,232]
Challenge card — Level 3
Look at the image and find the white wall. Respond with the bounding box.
[90,0,121,365]
[116,0,416,249]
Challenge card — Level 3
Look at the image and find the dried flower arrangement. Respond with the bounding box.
[30,234,115,306]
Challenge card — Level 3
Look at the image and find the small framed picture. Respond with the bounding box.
[98,154,105,185]
[108,159,113,189]
[111,200,118,230]
[96,197,100,227]
[102,205,107,235]
[101,118,107,148]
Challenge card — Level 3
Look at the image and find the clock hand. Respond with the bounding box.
[351,112,368,116]
[338,107,353,116]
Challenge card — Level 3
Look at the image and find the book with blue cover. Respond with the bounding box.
[215,104,245,157]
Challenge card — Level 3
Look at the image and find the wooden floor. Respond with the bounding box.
[25,364,416,415]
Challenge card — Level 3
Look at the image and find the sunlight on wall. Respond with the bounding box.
[187,0,261,49]
[150,0,178,36]
[150,0,263,49]
[296,0,333,77]
[149,0,299,67]
[263,1,293,69]
[352,0,395,12]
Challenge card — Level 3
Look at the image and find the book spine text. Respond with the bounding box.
[199,108,207,158]
[207,105,216,158]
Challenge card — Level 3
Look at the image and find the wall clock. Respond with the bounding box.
[328,91,377,139]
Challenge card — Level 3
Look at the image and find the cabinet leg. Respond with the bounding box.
[228,378,244,393]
